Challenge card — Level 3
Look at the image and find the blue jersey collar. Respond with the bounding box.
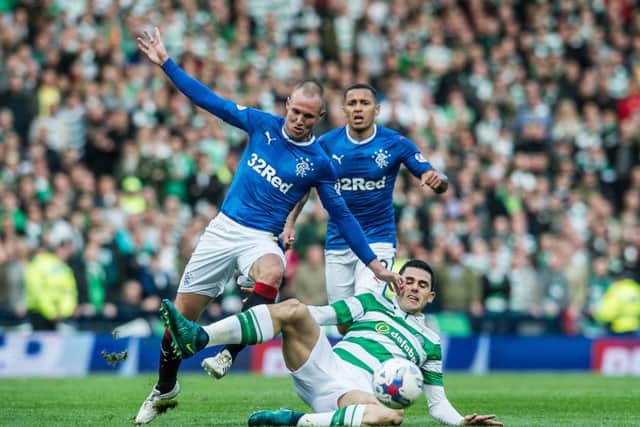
[281,126,316,146]
[346,124,377,145]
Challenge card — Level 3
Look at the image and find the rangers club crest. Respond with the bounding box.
[295,157,314,177]
[372,149,390,169]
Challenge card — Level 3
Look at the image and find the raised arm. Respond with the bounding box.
[137,27,256,132]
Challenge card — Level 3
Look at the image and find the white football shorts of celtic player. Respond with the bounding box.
[178,213,286,297]
[325,242,395,303]
[290,328,372,412]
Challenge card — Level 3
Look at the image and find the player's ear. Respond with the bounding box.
[285,96,291,109]
[374,103,381,117]
[427,291,436,303]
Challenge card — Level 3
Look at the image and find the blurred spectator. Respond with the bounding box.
[513,81,553,172]
[120,176,146,215]
[482,253,510,315]
[0,74,37,142]
[508,249,544,334]
[0,0,637,336]
[539,249,570,332]
[435,242,483,316]
[288,243,327,306]
[594,278,640,335]
[0,238,28,320]
[75,242,108,319]
[24,238,77,330]
[186,151,225,208]
[116,279,145,322]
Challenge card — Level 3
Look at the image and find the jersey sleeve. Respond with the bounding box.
[398,135,433,178]
[307,305,338,325]
[421,343,444,386]
[329,295,367,324]
[161,58,264,133]
[424,385,464,425]
[421,341,463,425]
[307,295,366,325]
[314,160,376,265]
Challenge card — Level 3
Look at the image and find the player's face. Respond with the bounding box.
[343,89,379,131]
[284,91,324,141]
[396,266,435,314]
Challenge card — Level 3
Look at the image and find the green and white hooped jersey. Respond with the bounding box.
[331,292,443,386]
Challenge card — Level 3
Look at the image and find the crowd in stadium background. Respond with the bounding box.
[0,0,638,336]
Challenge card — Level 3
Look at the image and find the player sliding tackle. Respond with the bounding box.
[161,260,502,426]
[135,27,402,424]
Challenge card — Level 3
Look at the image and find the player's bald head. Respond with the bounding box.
[291,79,325,113]
[284,79,326,141]
[293,79,324,99]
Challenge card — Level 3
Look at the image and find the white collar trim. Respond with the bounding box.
[393,296,425,321]
[281,126,315,146]
[346,124,377,145]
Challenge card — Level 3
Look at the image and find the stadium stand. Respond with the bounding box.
[0,0,638,337]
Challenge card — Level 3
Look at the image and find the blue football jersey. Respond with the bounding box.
[319,125,433,250]
[220,113,332,234]
[161,59,377,264]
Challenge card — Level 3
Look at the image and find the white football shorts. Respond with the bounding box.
[290,328,373,412]
[177,213,285,298]
[325,242,395,303]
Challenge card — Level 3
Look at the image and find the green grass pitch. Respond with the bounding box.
[2,373,638,426]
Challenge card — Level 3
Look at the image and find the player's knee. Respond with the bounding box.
[281,298,307,320]
[277,299,310,332]
[250,254,284,286]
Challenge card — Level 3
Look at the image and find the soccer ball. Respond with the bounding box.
[372,358,424,409]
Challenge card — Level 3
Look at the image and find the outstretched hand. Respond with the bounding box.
[136,26,169,66]
[375,269,404,289]
[368,259,404,289]
[461,413,503,426]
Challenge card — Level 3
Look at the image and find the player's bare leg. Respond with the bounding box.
[160,299,376,427]
[197,299,319,375]
[158,297,318,379]
[163,298,316,358]
[275,299,320,370]
[207,253,283,378]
